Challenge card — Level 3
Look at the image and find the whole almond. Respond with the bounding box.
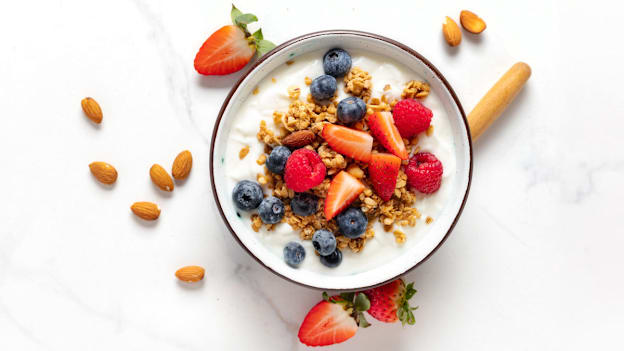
[443,17,462,47]
[281,130,315,148]
[171,150,192,180]
[81,97,103,124]
[89,162,118,184]
[460,10,486,34]
[175,266,205,283]
[131,201,160,220]
[150,164,174,192]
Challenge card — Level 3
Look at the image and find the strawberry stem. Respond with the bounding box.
[230,4,276,57]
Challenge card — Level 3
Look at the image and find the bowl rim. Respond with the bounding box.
[210,29,473,291]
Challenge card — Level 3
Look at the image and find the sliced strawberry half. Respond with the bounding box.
[298,299,358,347]
[367,111,408,160]
[321,124,373,162]
[298,293,371,347]
[194,25,255,76]
[324,171,365,220]
[193,5,275,76]
[368,153,401,202]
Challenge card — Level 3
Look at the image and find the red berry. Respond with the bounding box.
[368,153,401,202]
[284,149,326,192]
[324,171,365,220]
[405,152,443,194]
[392,99,433,138]
[298,298,358,347]
[367,112,408,160]
[194,25,255,76]
[322,124,373,162]
[364,279,418,325]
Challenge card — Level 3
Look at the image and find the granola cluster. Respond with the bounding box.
[257,120,281,146]
[343,67,372,102]
[401,80,430,99]
[248,66,433,252]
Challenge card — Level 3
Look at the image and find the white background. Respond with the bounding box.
[1,0,623,350]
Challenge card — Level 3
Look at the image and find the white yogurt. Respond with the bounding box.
[224,50,456,275]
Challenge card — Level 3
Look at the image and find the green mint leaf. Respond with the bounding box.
[252,28,263,41]
[353,293,370,312]
[235,13,258,26]
[256,39,276,56]
[230,4,243,24]
[357,312,371,328]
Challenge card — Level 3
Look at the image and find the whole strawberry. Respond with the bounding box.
[298,292,371,347]
[392,99,433,138]
[363,278,418,325]
[194,5,275,75]
[405,152,443,194]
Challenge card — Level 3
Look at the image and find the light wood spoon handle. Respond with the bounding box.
[467,62,531,140]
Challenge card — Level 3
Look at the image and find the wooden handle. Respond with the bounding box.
[467,62,531,140]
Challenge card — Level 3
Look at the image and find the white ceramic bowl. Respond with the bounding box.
[210,30,472,291]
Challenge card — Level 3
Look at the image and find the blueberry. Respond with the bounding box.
[337,97,367,123]
[266,146,291,174]
[310,75,336,101]
[323,48,352,77]
[258,196,285,224]
[320,248,342,268]
[232,180,263,211]
[284,241,306,267]
[291,192,319,216]
[312,229,337,256]
[336,207,367,238]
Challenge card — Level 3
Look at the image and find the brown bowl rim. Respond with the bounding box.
[209,29,473,291]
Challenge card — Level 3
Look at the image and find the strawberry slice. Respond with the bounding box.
[298,298,357,347]
[193,5,275,76]
[194,25,255,76]
[324,171,365,220]
[368,153,401,201]
[321,124,373,162]
[367,111,408,160]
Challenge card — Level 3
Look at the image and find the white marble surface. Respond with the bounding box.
[1,0,623,349]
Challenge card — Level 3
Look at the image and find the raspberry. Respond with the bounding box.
[405,152,443,194]
[392,99,433,138]
[284,149,326,192]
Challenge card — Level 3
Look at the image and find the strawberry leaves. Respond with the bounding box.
[322,292,371,328]
[256,39,276,56]
[234,13,258,26]
[252,29,264,41]
[230,4,276,57]
[353,293,371,328]
[230,4,243,23]
[397,282,418,326]
[353,292,370,312]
